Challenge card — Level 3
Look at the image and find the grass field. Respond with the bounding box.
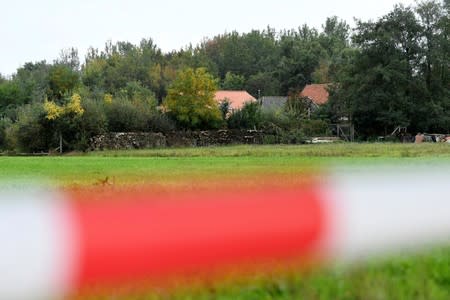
[1,143,449,299]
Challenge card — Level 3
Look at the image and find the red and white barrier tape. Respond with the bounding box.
[1,169,449,299]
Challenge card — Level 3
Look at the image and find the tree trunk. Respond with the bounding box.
[59,132,63,154]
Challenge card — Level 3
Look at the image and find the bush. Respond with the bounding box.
[117,81,158,109]
[11,103,50,152]
[75,98,108,151]
[105,99,149,132]
[227,102,262,129]
[300,119,330,136]
[0,117,12,150]
[146,113,176,133]
[279,129,306,144]
[262,134,278,144]
[259,110,298,132]
[104,97,174,133]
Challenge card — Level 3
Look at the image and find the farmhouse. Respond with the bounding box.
[300,83,329,107]
[299,83,330,118]
[215,90,256,110]
[259,84,330,113]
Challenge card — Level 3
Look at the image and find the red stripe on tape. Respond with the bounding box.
[70,186,327,287]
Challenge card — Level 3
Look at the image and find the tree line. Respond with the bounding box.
[0,0,448,152]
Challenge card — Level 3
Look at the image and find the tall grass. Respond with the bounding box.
[86,143,450,158]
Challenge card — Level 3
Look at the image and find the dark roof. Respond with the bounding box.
[260,96,288,111]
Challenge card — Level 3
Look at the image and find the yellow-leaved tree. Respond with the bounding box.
[43,93,84,153]
[163,68,222,129]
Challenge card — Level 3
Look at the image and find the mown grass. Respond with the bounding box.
[0,143,449,299]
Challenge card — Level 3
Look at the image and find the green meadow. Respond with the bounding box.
[0,143,449,299]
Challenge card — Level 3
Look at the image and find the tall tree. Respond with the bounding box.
[164,68,221,129]
[48,64,80,100]
[277,27,325,94]
[329,1,449,136]
[414,0,450,131]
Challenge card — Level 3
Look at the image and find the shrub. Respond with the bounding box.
[0,117,12,150]
[105,99,149,132]
[146,113,176,133]
[259,110,297,132]
[227,102,262,129]
[279,129,306,144]
[12,103,50,152]
[76,98,108,150]
[300,119,330,136]
[104,96,173,133]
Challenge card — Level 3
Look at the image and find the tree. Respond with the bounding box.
[222,72,245,90]
[48,64,80,100]
[319,16,351,58]
[414,0,450,132]
[12,61,51,104]
[245,72,280,97]
[329,5,419,136]
[43,93,84,152]
[276,27,325,94]
[0,80,22,112]
[164,68,221,129]
[328,2,449,137]
[55,47,80,71]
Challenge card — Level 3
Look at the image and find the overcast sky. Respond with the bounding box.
[1,0,417,76]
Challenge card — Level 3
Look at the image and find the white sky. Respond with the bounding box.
[1,0,416,76]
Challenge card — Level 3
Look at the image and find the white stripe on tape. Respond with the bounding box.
[328,169,450,261]
[0,189,75,300]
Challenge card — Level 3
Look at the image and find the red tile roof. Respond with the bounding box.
[215,91,256,110]
[300,84,329,105]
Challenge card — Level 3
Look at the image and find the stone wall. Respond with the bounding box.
[89,130,266,150]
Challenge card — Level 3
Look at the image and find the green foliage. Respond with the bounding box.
[202,29,279,79]
[42,93,86,152]
[164,68,222,129]
[319,16,350,58]
[105,99,151,132]
[82,39,166,100]
[329,1,449,137]
[245,72,280,97]
[55,48,80,71]
[218,99,231,121]
[301,119,330,136]
[284,95,310,119]
[222,72,245,90]
[0,81,23,111]
[2,0,448,143]
[227,101,262,129]
[103,92,173,133]
[76,98,108,150]
[259,109,295,132]
[48,64,80,100]
[278,128,306,144]
[10,103,49,152]
[277,26,326,94]
[116,81,157,109]
[0,117,12,149]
